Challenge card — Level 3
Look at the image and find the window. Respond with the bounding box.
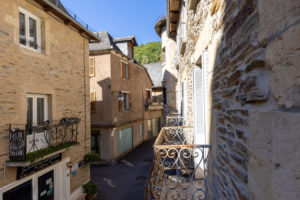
[146,89,151,105]
[89,57,95,77]
[27,94,48,127]
[121,61,129,80]
[119,92,131,112]
[19,8,41,51]
[90,92,96,113]
[147,120,152,137]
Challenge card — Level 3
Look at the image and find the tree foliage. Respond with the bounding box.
[134,42,162,64]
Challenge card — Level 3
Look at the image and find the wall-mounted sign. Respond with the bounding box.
[17,154,62,180]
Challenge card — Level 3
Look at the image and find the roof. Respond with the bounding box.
[155,16,167,37]
[33,0,100,41]
[89,32,120,51]
[113,36,138,46]
[143,62,163,88]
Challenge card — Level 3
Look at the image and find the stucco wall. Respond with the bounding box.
[90,53,112,126]
[0,0,91,193]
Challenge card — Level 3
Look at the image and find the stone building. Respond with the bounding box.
[89,32,163,162]
[155,17,179,121]
[152,0,300,199]
[0,0,99,199]
[143,62,164,105]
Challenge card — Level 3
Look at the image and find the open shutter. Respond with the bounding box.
[90,92,96,112]
[129,93,132,111]
[89,57,95,77]
[121,62,126,78]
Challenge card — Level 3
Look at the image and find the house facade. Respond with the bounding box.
[149,0,300,199]
[155,17,179,122]
[89,32,163,162]
[0,0,99,199]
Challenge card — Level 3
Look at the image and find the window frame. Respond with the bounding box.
[27,94,48,126]
[120,60,129,80]
[19,7,41,52]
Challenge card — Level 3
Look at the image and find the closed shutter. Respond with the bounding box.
[90,92,96,113]
[129,93,132,111]
[193,65,205,145]
[89,57,95,77]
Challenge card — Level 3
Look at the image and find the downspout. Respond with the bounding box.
[83,38,87,153]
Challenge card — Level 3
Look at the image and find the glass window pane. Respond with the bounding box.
[3,180,32,200]
[19,12,26,45]
[37,98,44,124]
[29,17,37,49]
[125,64,129,79]
[27,97,33,132]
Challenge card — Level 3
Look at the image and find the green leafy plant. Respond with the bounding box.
[134,42,162,64]
[25,142,78,162]
[83,181,98,196]
[84,153,100,163]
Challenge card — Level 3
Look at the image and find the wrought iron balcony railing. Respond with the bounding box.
[166,116,186,127]
[8,117,80,162]
[145,126,211,200]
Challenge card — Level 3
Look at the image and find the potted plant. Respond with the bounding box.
[84,153,100,164]
[83,181,98,200]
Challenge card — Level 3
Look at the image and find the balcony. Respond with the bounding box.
[7,117,80,165]
[145,119,211,200]
[166,115,186,126]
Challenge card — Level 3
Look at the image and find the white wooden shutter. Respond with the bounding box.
[193,65,205,145]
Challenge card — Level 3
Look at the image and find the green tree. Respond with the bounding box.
[134,42,162,64]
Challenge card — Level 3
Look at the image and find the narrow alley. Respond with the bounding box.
[91,138,155,200]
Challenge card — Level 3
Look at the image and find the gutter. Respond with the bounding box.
[35,0,100,42]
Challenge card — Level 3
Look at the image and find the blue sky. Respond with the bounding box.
[60,0,166,45]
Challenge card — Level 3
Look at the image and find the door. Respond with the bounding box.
[119,128,133,155]
[91,130,100,155]
[3,180,32,200]
[38,170,54,200]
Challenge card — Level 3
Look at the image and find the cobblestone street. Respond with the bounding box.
[91,138,155,200]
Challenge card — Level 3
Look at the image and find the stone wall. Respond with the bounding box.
[174,0,300,199]
[0,0,91,194]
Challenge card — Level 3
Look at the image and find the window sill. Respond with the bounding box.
[20,44,42,54]
[121,78,130,81]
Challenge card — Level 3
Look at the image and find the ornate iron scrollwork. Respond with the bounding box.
[9,117,80,161]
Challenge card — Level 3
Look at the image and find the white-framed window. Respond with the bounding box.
[19,7,41,52]
[119,91,131,112]
[120,60,129,80]
[27,94,48,126]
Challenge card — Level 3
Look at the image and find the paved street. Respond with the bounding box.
[91,138,155,200]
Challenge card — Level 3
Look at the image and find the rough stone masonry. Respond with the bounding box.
[175,0,300,199]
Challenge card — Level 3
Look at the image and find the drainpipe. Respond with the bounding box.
[83,38,87,153]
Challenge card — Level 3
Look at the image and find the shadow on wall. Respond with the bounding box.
[162,69,178,121]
